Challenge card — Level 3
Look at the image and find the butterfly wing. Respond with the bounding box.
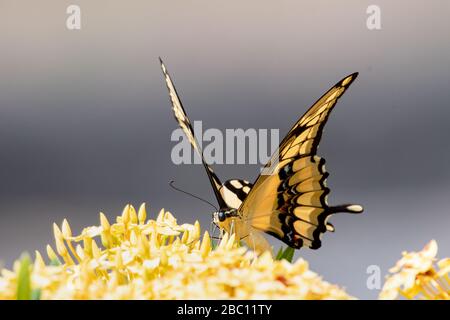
[238,73,363,250]
[161,59,255,209]
[160,59,228,208]
[220,179,253,209]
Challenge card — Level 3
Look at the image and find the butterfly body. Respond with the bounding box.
[213,209,272,253]
[160,58,363,254]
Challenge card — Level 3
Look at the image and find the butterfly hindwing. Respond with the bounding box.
[239,73,363,250]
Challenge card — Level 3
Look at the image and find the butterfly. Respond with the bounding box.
[160,58,363,254]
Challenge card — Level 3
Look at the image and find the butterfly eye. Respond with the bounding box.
[218,212,226,222]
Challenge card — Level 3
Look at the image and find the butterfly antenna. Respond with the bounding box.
[169,180,218,211]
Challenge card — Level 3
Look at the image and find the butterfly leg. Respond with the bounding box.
[249,232,258,260]
[230,219,236,235]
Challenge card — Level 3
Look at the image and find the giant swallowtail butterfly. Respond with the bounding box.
[160,59,363,253]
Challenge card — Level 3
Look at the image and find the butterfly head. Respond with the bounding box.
[212,208,238,228]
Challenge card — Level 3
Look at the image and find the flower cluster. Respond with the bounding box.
[0,204,352,300]
[380,240,450,300]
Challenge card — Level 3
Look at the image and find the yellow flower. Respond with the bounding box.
[0,203,353,300]
[380,240,450,300]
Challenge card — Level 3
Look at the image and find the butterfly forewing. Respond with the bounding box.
[160,59,253,209]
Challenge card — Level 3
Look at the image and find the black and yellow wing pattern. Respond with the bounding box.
[161,59,363,250]
[239,73,363,249]
[160,59,253,209]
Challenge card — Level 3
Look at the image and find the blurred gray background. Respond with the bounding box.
[1,0,449,299]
